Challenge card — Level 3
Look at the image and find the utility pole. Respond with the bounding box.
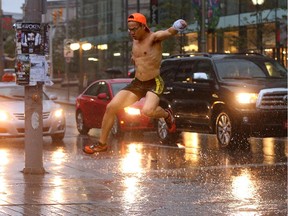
[22,0,46,174]
[0,0,4,77]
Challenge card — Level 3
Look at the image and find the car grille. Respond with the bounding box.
[256,88,288,109]
[17,127,50,133]
[13,112,50,120]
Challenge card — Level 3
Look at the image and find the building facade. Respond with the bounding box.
[46,0,287,83]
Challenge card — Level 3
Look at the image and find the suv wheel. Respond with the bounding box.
[157,118,180,145]
[216,112,233,147]
[76,111,90,135]
[216,111,248,148]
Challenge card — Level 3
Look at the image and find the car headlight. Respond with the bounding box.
[124,107,141,115]
[0,111,9,121]
[236,93,258,104]
[54,109,64,118]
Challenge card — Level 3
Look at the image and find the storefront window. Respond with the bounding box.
[223,31,239,53]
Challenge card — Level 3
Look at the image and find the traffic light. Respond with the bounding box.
[52,11,57,24]
[58,8,63,19]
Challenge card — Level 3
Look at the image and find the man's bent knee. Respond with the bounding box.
[141,107,154,117]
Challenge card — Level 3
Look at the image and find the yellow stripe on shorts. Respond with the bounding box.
[154,75,164,95]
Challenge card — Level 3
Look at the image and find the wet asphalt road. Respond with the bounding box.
[0,104,286,215]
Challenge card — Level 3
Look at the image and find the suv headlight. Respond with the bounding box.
[124,107,141,115]
[236,93,258,104]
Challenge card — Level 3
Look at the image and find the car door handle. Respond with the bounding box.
[166,87,173,91]
[187,88,194,92]
[163,86,173,95]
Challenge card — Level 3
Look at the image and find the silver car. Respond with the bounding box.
[0,83,66,140]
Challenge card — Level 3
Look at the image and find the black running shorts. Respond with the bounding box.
[123,75,164,99]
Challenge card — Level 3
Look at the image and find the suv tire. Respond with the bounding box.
[216,111,249,148]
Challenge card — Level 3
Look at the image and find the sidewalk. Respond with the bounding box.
[44,85,77,105]
[0,147,121,215]
[1,84,115,215]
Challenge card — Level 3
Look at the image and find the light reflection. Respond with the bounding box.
[0,150,8,204]
[123,176,139,204]
[262,138,275,164]
[182,132,200,165]
[51,176,64,202]
[121,143,144,208]
[0,150,9,167]
[231,170,259,208]
[121,143,143,174]
[51,148,65,165]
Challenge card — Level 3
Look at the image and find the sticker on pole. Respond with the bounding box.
[31,112,40,130]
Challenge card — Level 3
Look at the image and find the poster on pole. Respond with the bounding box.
[20,23,42,54]
[15,22,52,86]
[15,54,30,85]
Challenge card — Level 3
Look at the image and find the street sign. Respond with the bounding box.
[64,47,73,57]
[64,39,74,58]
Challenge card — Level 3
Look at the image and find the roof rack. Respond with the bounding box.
[167,52,265,59]
[168,53,211,59]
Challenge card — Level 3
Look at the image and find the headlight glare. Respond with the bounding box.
[54,109,64,118]
[0,111,9,121]
[236,93,258,104]
[124,107,141,115]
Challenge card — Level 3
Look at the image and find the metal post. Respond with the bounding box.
[22,0,46,174]
[0,0,4,77]
[137,0,140,12]
[79,46,83,93]
[200,0,206,52]
[65,0,70,100]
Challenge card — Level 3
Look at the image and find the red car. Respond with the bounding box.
[75,78,155,137]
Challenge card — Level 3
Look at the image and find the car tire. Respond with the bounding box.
[111,117,123,138]
[76,111,90,135]
[215,111,248,148]
[51,132,65,141]
[157,118,180,145]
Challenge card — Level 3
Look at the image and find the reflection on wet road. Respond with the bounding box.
[0,119,286,215]
[74,131,287,215]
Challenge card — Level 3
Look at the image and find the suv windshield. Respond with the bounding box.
[215,59,287,80]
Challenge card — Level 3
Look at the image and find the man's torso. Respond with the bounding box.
[132,33,162,81]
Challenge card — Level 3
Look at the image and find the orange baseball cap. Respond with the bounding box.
[127,13,148,27]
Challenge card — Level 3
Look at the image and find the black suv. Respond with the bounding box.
[158,53,287,147]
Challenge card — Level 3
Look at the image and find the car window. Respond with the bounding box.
[175,60,195,82]
[160,60,181,82]
[84,83,100,96]
[97,83,109,95]
[111,83,129,96]
[265,61,287,78]
[195,60,213,79]
[215,59,266,79]
[175,60,212,82]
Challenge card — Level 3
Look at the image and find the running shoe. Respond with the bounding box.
[83,141,108,154]
[165,108,176,133]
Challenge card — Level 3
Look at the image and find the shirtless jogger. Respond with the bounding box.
[84,13,187,153]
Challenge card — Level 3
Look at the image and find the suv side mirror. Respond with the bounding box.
[193,72,209,80]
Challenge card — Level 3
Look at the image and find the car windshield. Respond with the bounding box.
[215,59,287,80]
[111,82,130,95]
[0,86,49,101]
